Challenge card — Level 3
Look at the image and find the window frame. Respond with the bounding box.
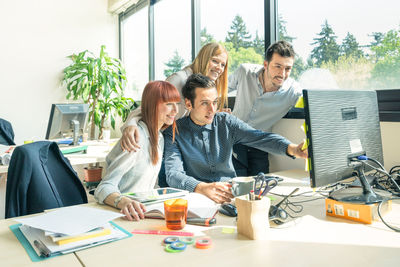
[119,0,400,122]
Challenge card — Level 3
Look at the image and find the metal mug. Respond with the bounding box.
[230,177,255,197]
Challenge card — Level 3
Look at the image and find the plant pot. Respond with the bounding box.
[83,166,103,183]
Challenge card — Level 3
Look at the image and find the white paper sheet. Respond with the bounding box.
[15,206,124,236]
[20,222,128,255]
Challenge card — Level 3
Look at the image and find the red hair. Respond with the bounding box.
[141,81,180,165]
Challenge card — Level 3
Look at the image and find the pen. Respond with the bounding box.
[34,240,51,257]
[187,218,216,227]
[5,146,14,154]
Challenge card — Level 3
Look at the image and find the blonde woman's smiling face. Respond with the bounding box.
[206,53,227,81]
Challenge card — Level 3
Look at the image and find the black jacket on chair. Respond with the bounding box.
[5,141,88,218]
[0,118,16,145]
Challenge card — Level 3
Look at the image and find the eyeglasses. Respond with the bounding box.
[253,172,278,198]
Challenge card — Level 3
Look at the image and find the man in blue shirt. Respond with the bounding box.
[164,74,307,203]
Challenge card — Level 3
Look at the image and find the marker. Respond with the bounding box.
[34,240,51,257]
[187,217,216,227]
[131,229,194,236]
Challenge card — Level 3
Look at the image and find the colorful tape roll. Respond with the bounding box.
[195,237,212,249]
[165,244,184,253]
[179,237,194,245]
[170,241,187,250]
[163,236,180,244]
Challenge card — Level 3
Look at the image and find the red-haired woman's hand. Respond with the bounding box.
[119,198,146,221]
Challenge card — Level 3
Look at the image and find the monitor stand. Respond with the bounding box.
[329,164,388,204]
[70,119,80,146]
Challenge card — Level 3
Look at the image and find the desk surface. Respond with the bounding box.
[0,219,82,266]
[0,165,7,174]
[2,170,400,267]
[0,140,114,220]
[75,170,400,267]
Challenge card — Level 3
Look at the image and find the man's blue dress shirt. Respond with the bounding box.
[163,113,292,192]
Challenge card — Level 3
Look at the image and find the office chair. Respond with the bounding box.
[0,118,16,145]
[5,141,88,218]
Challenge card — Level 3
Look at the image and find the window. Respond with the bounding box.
[278,0,400,90]
[119,0,399,121]
[200,0,265,78]
[154,0,191,80]
[121,4,149,100]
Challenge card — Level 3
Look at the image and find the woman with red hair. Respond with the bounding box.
[95,81,180,221]
[119,43,230,187]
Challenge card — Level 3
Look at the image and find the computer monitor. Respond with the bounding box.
[45,104,89,146]
[303,89,387,204]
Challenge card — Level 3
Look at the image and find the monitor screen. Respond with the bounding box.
[303,89,384,191]
[45,104,89,145]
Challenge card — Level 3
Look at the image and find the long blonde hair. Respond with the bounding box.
[190,43,229,110]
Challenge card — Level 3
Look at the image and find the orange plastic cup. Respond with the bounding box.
[164,199,188,230]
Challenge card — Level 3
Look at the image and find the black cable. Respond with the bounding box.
[357,157,400,193]
[283,199,303,214]
[290,196,326,204]
[377,197,400,232]
[389,165,400,175]
[268,189,331,221]
[366,157,386,173]
[277,199,302,219]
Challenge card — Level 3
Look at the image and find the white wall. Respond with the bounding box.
[0,0,119,144]
[270,119,400,172]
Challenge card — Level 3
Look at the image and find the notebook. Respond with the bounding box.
[144,192,219,219]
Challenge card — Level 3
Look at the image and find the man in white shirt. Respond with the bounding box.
[229,40,302,176]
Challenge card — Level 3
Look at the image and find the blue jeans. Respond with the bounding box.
[232,144,269,177]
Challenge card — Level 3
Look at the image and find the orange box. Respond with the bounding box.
[325,198,391,224]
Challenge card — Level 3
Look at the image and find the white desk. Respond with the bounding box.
[0,165,7,174]
[73,170,400,267]
[0,139,116,175]
[0,218,82,266]
[1,170,400,266]
[0,140,116,219]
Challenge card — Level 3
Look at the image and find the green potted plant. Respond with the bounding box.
[62,45,135,183]
[62,45,134,140]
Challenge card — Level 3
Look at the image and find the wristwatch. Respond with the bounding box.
[114,195,123,208]
[286,151,296,159]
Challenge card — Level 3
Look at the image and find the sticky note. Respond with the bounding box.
[295,96,304,108]
[222,227,236,234]
[305,158,309,172]
[301,122,308,134]
[302,140,308,151]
